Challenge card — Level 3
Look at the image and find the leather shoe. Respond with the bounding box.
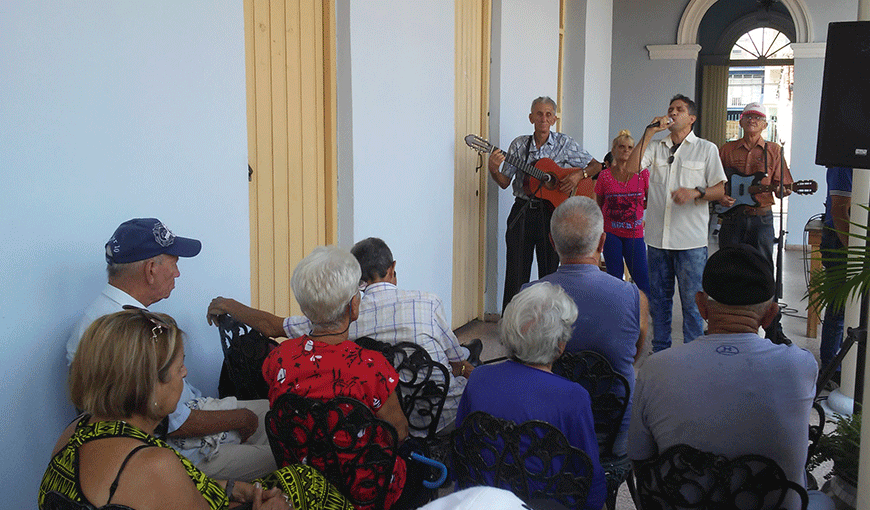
[463,338,483,366]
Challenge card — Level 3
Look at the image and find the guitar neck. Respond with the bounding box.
[503,149,547,181]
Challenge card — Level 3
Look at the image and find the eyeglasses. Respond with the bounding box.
[667,144,678,165]
[122,305,171,341]
[743,114,765,121]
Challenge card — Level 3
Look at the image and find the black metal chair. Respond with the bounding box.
[627,443,809,510]
[216,313,278,401]
[377,341,450,438]
[805,401,826,490]
[265,392,399,510]
[552,350,631,509]
[451,411,594,509]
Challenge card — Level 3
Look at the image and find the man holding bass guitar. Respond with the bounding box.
[718,102,794,344]
[488,96,601,312]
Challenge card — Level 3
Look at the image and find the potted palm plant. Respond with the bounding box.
[808,413,860,509]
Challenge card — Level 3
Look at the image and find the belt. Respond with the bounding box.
[719,205,771,218]
[516,196,543,209]
[738,206,772,216]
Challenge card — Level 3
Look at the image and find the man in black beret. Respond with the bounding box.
[628,245,822,508]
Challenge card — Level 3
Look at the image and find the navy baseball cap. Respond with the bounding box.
[703,245,775,305]
[105,218,202,264]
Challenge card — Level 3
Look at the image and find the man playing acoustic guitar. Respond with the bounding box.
[718,102,793,344]
[488,96,601,312]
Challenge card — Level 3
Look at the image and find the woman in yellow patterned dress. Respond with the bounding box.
[39,309,352,510]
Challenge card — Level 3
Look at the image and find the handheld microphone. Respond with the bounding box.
[647,117,673,129]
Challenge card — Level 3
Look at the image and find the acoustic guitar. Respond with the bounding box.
[714,168,818,214]
[465,134,594,208]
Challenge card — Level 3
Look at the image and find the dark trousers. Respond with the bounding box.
[503,197,559,312]
[820,228,846,371]
[718,209,787,342]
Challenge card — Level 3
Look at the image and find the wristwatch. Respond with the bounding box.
[695,186,706,198]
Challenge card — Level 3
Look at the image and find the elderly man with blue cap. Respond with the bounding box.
[67,218,276,481]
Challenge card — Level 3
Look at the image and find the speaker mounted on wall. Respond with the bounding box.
[816,21,870,169]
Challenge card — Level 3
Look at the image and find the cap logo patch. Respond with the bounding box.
[152,222,175,247]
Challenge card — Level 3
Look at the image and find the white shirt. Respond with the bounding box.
[67,283,199,433]
[642,131,726,250]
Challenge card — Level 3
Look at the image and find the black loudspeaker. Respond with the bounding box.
[816,21,870,169]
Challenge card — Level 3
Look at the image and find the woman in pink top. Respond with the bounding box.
[595,130,650,296]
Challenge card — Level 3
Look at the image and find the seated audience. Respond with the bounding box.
[209,237,480,434]
[457,282,606,510]
[260,245,429,510]
[67,218,274,480]
[525,196,647,457]
[594,130,650,296]
[41,309,352,510]
[629,245,826,510]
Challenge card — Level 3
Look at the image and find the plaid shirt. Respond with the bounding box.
[502,131,593,198]
[283,282,467,431]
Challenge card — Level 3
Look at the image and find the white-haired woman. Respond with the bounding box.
[261,246,424,510]
[456,282,606,510]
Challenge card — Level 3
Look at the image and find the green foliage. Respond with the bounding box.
[807,204,870,314]
[808,412,861,484]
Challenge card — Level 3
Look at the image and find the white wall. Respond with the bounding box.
[787,0,860,241]
[1,3,248,508]
[610,0,696,140]
[577,0,613,158]
[491,0,562,310]
[346,1,457,315]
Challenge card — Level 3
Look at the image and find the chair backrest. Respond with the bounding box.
[265,392,399,510]
[378,341,450,437]
[807,401,825,463]
[629,443,809,510]
[552,350,630,457]
[451,411,594,509]
[216,314,278,401]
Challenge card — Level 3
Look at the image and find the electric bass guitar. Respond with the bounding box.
[714,168,818,214]
[465,134,594,208]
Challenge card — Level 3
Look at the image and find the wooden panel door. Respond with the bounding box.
[245,0,337,316]
[452,0,491,327]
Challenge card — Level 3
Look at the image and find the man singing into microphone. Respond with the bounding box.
[625,94,726,352]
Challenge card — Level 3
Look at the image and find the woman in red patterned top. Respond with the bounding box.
[262,246,418,510]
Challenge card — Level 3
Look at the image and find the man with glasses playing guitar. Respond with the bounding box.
[487,96,601,312]
[718,102,805,345]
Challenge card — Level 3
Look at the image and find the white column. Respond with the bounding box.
[854,5,869,510]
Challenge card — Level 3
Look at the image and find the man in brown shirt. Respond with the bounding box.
[718,102,793,343]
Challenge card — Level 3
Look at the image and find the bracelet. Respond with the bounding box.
[460,363,467,376]
[225,479,236,501]
[581,169,587,179]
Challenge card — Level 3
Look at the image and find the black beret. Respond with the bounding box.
[703,245,775,305]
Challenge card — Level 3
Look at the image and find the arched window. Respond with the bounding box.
[730,27,793,60]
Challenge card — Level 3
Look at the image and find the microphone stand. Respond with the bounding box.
[775,141,786,303]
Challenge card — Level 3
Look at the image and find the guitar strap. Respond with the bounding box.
[524,134,535,164]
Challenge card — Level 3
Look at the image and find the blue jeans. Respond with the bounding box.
[603,233,651,297]
[648,246,707,352]
[820,228,845,372]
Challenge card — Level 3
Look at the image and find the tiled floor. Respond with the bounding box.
[452,244,835,509]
